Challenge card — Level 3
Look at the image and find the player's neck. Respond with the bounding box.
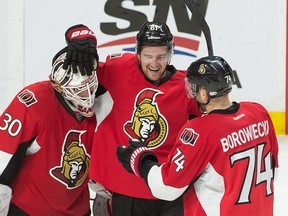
[204,96,232,113]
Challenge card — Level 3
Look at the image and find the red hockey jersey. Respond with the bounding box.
[0,81,96,215]
[146,102,279,216]
[89,53,200,199]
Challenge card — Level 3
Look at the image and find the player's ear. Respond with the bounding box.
[199,87,209,103]
[136,53,141,64]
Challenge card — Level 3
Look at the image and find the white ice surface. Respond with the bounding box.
[274,135,288,216]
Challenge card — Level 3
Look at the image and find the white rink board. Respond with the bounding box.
[0,0,286,113]
[274,136,288,216]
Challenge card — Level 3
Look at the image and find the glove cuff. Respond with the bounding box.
[130,147,154,177]
[65,24,97,45]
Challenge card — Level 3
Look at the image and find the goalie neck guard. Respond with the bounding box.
[50,52,98,117]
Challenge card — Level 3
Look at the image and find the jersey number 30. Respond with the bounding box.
[0,113,22,137]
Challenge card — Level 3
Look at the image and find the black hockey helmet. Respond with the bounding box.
[186,56,234,99]
[136,21,174,54]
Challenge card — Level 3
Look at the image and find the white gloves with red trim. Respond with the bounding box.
[0,184,12,215]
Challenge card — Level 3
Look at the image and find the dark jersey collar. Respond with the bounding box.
[209,101,240,115]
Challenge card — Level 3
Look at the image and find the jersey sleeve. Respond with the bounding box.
[253,102,279,170]
[96,54,120,86]
[97,53,137,88]
[263,106,279,171]
[146,121,208,200]
[0,87,40,183]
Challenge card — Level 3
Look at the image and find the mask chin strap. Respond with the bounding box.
[195,88,211,114]
[195,98,208,115]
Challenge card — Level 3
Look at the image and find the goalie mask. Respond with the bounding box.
[50,52,98,117]
[185,56,234,100]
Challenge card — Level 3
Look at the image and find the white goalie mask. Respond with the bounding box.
[50,52,98,117]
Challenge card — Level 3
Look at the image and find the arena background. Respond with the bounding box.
[0,0,286,134]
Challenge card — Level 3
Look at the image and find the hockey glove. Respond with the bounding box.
[0,184,12,215]
[64,24,99,76]
[116,139,157,177]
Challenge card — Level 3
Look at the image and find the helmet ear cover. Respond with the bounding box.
[136,21,174,54]
[186,56,234,98]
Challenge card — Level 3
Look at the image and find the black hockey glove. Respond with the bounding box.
[64,24,99,76]
[116,139,157,178]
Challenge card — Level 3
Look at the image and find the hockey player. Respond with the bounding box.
[116,56,279,216]
[0,51,103,215]
[62,22,201,215]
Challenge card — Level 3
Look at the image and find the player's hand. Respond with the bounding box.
[64,24,99,76]
[116,139,156,177]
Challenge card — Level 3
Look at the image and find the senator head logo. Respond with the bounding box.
[124,88,168,148]
[50,130,90,189]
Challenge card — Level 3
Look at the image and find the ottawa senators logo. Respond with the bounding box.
[124,88,168,149]
[18,89,38,107]
[179,128,199,146]
[50,130,90,189]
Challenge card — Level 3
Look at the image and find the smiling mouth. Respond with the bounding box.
[148,67,160,72]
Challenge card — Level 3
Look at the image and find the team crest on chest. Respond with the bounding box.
[124,88,168,148]
[50,130,90,189]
